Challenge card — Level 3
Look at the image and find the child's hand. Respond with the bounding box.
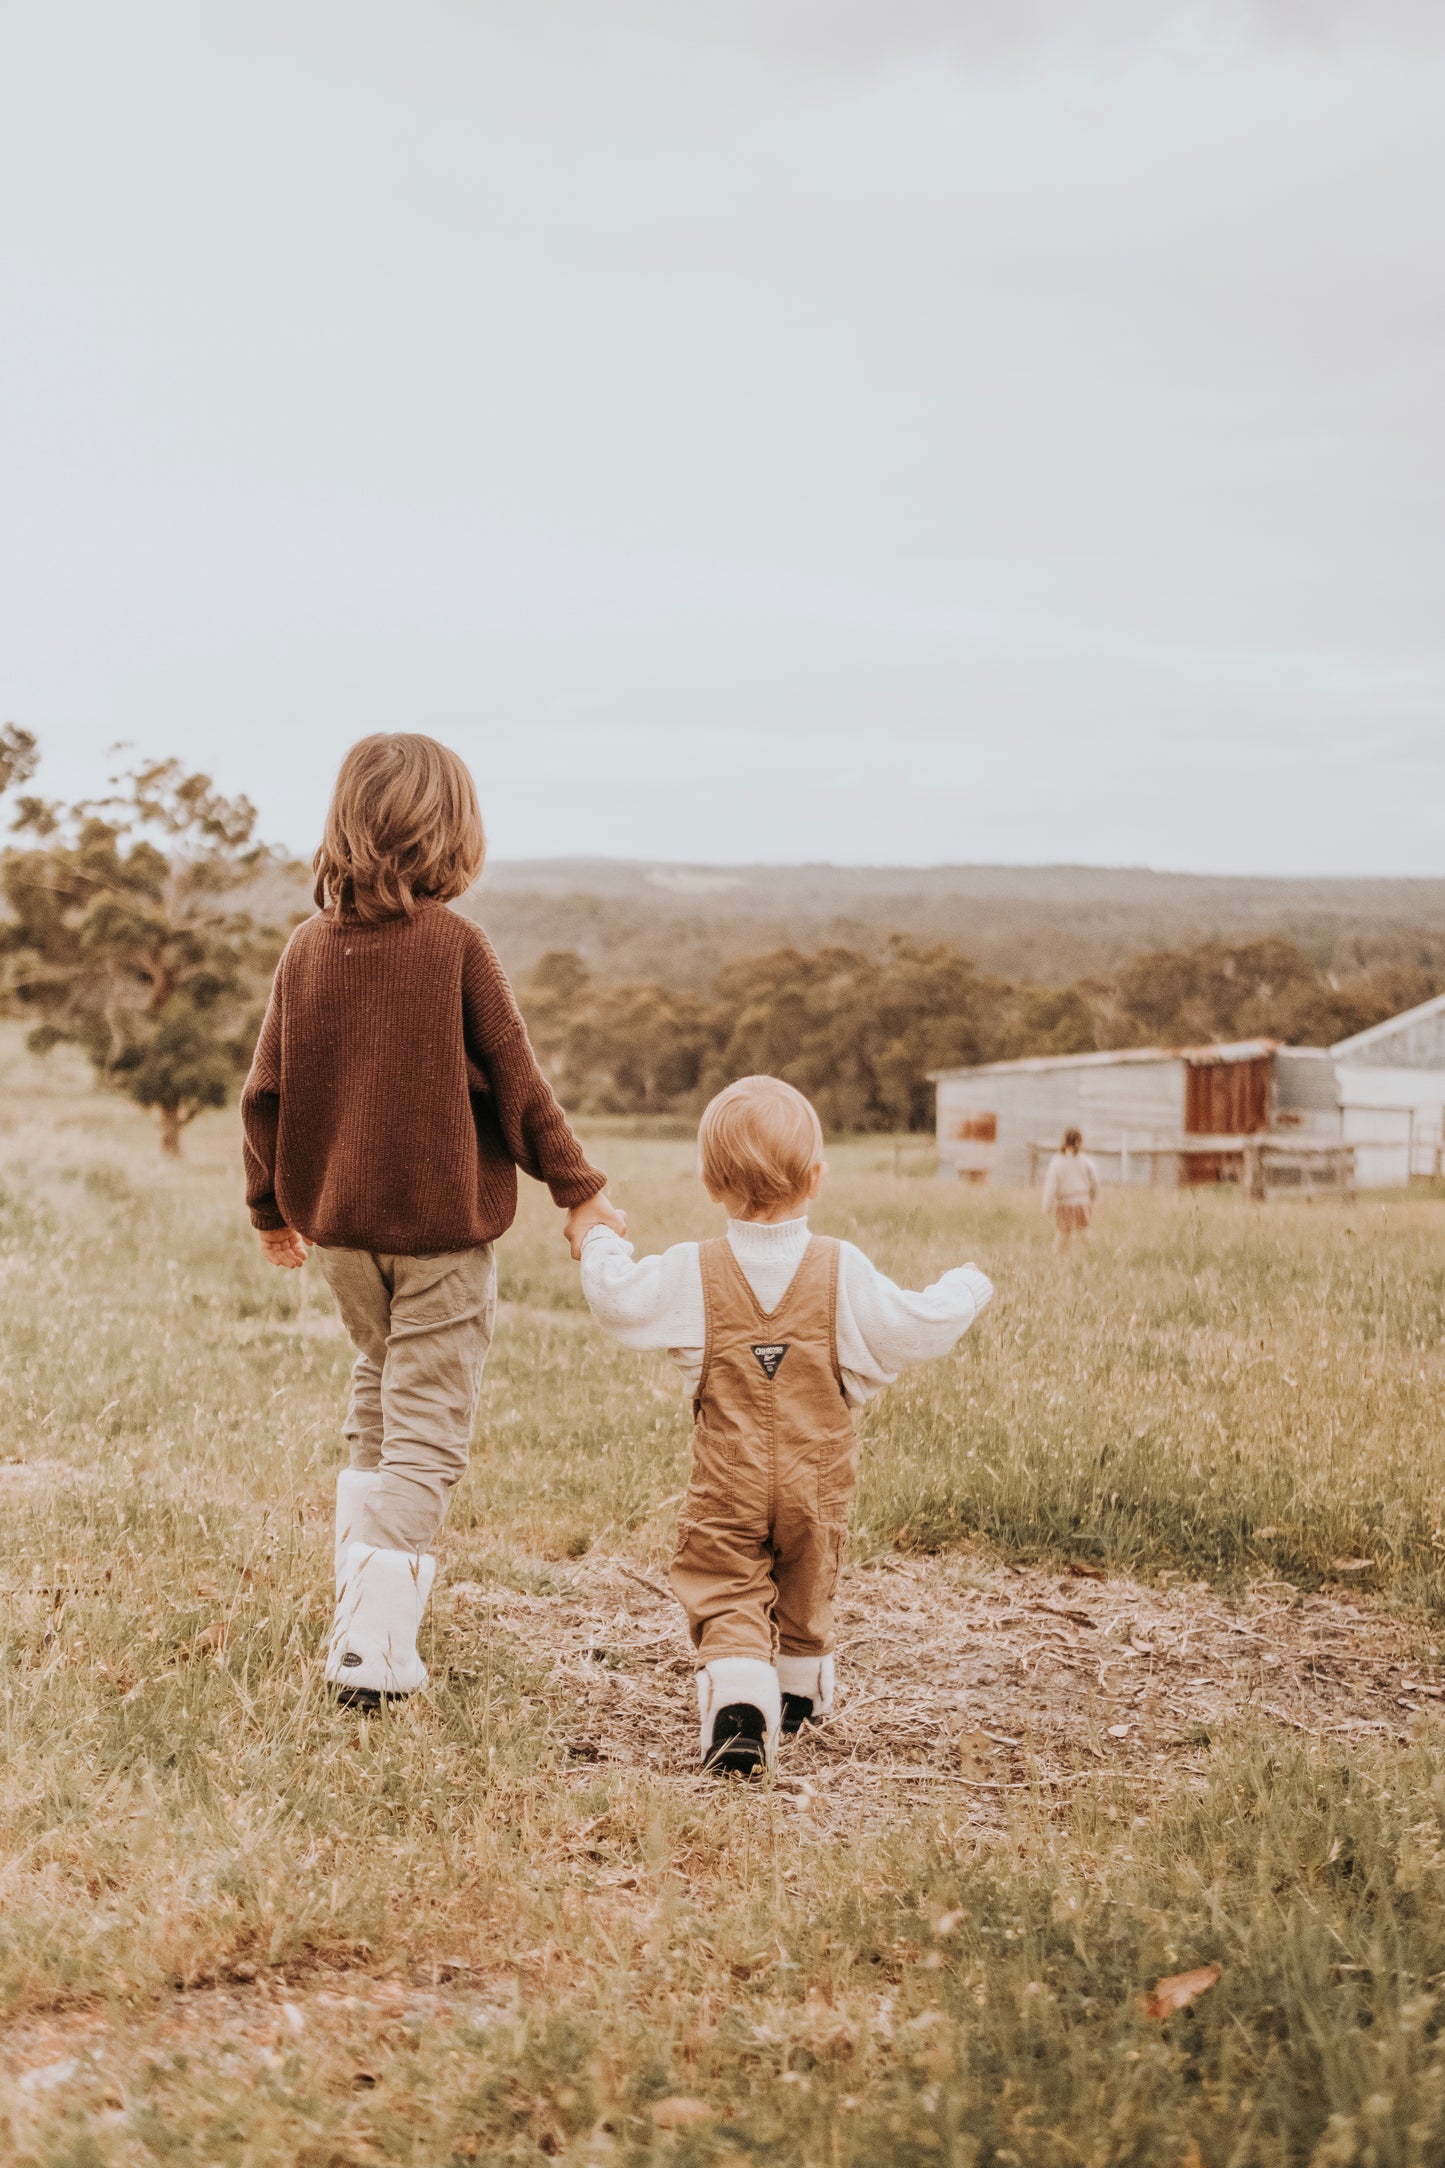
[258,1225,308,1270]
[563,1192,628,1261]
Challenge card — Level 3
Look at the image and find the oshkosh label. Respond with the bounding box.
[751,1343,789,1379]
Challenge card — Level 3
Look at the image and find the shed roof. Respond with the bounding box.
[929,1038,1277,1084]
[1332,989,1445,1061]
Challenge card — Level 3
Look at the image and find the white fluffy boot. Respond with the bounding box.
[333,1469,383,1593]
[778,1652,835,1734]
[697,1657,780,1776]
[326,1543,436,1706]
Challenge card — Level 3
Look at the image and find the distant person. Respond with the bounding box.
[242,733,625,1708]
[577,1075,993,1777]
[1043,1127,1098,1248]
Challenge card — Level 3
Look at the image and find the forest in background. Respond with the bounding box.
[6,757,1445,1144]
[458,861,1445,1131]
[516,934,1445,1134]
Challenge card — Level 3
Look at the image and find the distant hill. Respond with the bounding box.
[463,861,1445,990]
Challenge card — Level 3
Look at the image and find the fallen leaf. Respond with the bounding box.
[651,2098,715,2129]
[1331,1559,1374,1574]
[1106,1723,1131,1739]
[1137,1963,1221,2021]
[1254,1527,1281,1541]
[1067,1561,1106,1581]
[933,1909,966,1936]
[192,1620,229,1654]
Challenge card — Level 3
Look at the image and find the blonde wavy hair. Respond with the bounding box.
[698,1075,824,1216]
[313,734,486,923]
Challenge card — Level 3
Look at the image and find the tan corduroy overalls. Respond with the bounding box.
[671,1235,858,1665]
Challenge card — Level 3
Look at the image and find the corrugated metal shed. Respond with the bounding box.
[1333,992,1445,1070]
[934,1001,1445,1190]
[1331,993,1445,1182]
[931,1041,1274,1188]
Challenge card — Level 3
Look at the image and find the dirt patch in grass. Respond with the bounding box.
[449,1548,1440,1827]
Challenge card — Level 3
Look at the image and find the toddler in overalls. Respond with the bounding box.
[580,1075,993,1775]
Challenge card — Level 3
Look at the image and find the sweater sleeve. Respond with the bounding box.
[460,924,607,1209]
[241,965,286,1231]
[1041,1155,1059,1212]
[834,1244,993,1404]
[578,1228,706,1354]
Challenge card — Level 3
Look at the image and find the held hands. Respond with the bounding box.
[563,1191,628,1261]
[258,1224,308,1270]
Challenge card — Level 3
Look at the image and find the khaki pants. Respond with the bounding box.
[316,1244,496,1553]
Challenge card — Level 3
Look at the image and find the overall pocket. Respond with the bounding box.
[816,1432,860,1525]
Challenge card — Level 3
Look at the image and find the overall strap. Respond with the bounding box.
[693,1237,730,1407]
[800,1233,845,1396]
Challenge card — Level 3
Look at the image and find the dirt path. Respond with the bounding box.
[450,1549,1439,1826]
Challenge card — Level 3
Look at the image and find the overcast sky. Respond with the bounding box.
[2,2,1442,872]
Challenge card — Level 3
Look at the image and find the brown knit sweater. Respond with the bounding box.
[242,901,605,1252]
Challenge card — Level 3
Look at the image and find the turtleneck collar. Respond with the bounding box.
[726,1215,810,1254]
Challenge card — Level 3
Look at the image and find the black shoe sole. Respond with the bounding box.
[703,1701,769,1777]
[705,1740,768,1775]
[781,1693,818,1736]
[330,1684,413,1712]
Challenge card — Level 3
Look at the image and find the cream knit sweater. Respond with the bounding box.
[1042,1151,1099,1211]
[579,1216,993,1406]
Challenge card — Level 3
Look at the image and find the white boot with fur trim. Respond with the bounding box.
[326,1543,436,1710]
[778,1653,835,1736]
[333,1470,382,1593]
[697,1657,780,1777]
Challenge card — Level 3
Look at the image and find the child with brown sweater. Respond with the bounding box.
[243,734,623,1706]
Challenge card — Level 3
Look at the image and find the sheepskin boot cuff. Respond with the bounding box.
[325,1542,436,1703]
[696,1656,781,1775]
[334,1470,383,1593]
[776,1652,836,1714]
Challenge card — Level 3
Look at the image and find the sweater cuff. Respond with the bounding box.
[249,1203,288,1233]
[580,1222,628,1255]
[547,1166,608,1211]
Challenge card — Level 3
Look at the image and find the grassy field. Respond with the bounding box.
[4,1033,1445,2163]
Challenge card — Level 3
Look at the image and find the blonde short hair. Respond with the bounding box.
[698,1076,824,1215]
[313,734,486,923]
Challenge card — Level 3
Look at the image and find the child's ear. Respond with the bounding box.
[807,1160,827,1200]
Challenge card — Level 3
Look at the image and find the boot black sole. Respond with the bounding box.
[703,1701,769,1777]
[330,1684,412,1712]
[781,1693,818,1736]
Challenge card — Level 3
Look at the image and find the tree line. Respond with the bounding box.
[519,936,1445,1133]
[1,729,1440,1148]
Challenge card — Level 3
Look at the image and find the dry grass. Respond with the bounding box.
[4,1034,1445,2162]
